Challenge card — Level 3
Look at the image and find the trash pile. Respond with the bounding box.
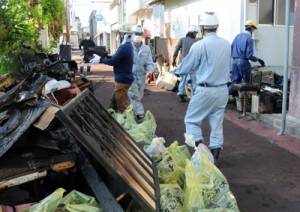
[110,106,240,211]
[1,48,239,211]
[229,66,290,114]
[0,49,96,211]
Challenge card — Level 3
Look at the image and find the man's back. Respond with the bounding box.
[101,41,134,85]
[180,36,197,59]
[174,36,197,61]
[192,33,231,84]
[231,32,253,60]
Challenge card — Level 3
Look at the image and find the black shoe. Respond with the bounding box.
[211,148,221,165]
[135,114,144,123]
[87,66,92,75]
[178,95,186,103]
[195,140,202,147]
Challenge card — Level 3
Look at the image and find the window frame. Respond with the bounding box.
[258,0,294,27]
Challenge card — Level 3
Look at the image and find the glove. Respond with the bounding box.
[258,59,265,67]
[89,54,101,64]
[172,59,177,67]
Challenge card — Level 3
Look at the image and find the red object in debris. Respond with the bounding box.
[15,203,32,212]
[48,84,81,106]
[147,73,153,84]
[1,206,14,212]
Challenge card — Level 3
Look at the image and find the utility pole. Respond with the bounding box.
[65,0,70,43]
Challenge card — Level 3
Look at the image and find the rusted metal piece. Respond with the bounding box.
[0,74,19,92]
[56,89,160,211]
[0,170,47,191]
[0,150,77,189]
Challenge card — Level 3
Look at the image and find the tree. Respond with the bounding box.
[0,0,65,73]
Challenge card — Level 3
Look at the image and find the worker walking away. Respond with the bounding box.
[90,34,134,113]
[173,12,231,165]
[79,33,95,76]
[172,25,198,103]
[228,19,265,95]
[128,25,154,123]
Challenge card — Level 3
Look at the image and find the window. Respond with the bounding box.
[258,0,295,26]
[259,0,274,24]
[275,0,295,25]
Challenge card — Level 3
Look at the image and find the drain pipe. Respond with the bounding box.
[278,0,290,135]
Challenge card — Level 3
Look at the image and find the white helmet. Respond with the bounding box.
[188,25,198,33]
[133,25,144,36]
[200,12,219,29]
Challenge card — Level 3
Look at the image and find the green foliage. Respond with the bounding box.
[0,0,37,73]
[0,0,65,74]
[40,0,65,41]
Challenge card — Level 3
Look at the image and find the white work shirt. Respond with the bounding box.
[174,32,231,85]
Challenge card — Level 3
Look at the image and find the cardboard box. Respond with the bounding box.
[156,72,178,91]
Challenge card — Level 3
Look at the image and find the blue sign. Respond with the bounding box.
[96,14,103,22]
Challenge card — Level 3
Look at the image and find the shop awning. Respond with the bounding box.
[146,0,164,6]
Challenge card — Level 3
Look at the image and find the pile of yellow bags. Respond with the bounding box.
[111,107,240,211]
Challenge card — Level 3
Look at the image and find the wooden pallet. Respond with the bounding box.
[55,89,160,211]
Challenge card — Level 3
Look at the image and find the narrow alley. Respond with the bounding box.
[88,60,300,212]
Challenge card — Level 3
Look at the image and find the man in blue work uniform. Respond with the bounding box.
[172,25,198,103]
[228,19,265,94]
[173,12,231,165]
[90,34,134,113]
[128,25,154,123]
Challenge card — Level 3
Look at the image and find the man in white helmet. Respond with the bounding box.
[172,25,198,103]
[173,12,231,165]
[128,25,154,122]
[228,19,265,95]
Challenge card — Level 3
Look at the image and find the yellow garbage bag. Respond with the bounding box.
[157,141,190,188]
[59,190,103,212]
[183,156,240,211]
[29,188,65,212]
[160,184,184,212]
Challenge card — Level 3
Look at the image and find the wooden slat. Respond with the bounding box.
[55,89,160,211]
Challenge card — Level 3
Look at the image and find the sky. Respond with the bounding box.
[74,2,111,27]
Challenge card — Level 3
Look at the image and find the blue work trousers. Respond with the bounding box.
[228,59,251,94]
[185,85,228,149]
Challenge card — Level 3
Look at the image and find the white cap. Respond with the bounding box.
[200,12,219,29]
[188,25,198,33]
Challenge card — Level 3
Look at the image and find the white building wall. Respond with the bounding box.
[164,0,293,74]
[255,26,293,75]
[164,0,242,42]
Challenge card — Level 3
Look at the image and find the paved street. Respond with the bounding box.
[75,53,300,211]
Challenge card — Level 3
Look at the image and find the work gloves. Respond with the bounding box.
[89,54,101,64]
[172,59,177,67]
[258,59,265,67]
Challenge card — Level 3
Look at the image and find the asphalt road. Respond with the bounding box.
[82,61,300,212]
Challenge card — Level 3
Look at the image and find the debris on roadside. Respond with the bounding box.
[1,47,239,211]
